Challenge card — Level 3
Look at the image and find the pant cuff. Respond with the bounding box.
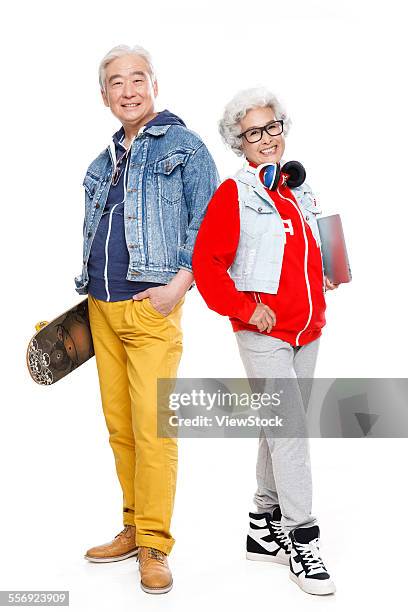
[285,518,317,532]
[136,535,175,555]
[123,510,135,526]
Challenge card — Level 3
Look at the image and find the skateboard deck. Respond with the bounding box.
[27,299,94,385]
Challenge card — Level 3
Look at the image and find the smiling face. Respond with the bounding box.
[239,106,285,166]
[101,53,158,131]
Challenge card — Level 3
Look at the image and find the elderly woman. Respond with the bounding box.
[192,88,337,596]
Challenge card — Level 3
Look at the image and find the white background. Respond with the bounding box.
[1,0,407,610]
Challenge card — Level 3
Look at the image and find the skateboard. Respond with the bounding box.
[27,299,94,385]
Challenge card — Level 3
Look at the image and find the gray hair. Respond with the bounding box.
[98,44,156,92]
[219,87,292,156]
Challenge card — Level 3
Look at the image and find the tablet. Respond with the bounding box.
[317,214,352,285]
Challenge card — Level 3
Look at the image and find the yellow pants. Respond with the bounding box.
[87,294,184,555]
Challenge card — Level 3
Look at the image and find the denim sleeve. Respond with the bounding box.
[178,143,220,271]
[73,178,88,295]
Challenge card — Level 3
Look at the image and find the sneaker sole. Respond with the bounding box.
[246,551,290,566]
[289,571,336,595]
[140,580,173,595]
[84,548,138,563]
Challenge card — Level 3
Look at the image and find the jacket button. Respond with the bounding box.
[87,231,92,237]
[306,215,309,221]
[258,207,262,212]
[95,203,100,209]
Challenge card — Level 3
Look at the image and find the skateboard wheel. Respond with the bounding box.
[35,321,49,331]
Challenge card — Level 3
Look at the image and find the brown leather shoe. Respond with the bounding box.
[138,547,173,594]
[84,525,137,563]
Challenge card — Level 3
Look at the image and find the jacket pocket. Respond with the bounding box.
[82,171,104,233]
[301,191,321,215]
[83,172,100,198]
[299,193,321,246]
[241,200,275,238]
[154,153,188,203]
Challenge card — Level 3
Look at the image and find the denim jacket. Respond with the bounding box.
[229,163,322,293]
[74,122,219,295]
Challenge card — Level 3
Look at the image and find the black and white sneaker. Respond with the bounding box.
[246,507,291,565]
[289,525,336,595]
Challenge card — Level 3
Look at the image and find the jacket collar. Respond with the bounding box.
[107,123,172,165]
[235,161,278,209]
[143,124,172,136]
[110,122,171,147]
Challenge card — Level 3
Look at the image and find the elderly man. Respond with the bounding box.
[74,44,219,594]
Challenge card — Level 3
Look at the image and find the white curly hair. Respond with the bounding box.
[98,44,156,93]
[219,87,292,156]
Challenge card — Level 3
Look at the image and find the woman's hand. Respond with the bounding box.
[249,304,276,333]
[324,276,339,290]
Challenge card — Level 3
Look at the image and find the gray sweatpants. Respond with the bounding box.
[235,330,320,531]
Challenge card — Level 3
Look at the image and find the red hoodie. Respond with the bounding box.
[192,164,326,346]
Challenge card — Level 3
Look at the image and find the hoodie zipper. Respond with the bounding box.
[276,185,313,346]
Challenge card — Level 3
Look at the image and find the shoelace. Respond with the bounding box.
[271,521,291,551]
[296,538,326,573]
[147,548,165,564]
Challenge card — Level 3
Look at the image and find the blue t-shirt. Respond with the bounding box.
[87,124,162,302]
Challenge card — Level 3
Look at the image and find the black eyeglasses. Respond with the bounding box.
[238,119,284,143]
